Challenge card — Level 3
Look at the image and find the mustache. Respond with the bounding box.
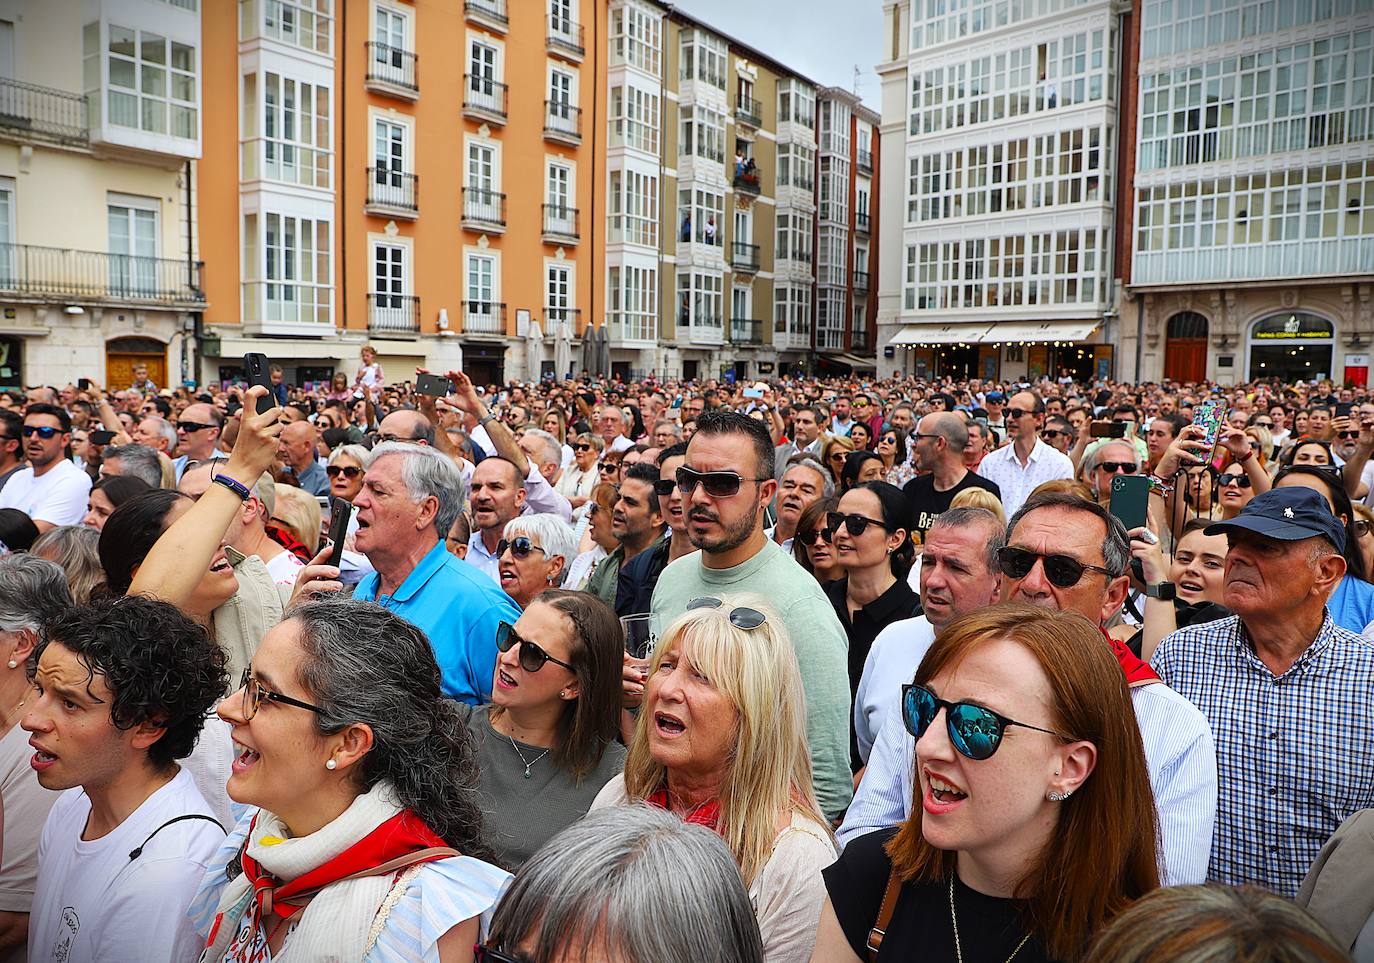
[688,507,718,524]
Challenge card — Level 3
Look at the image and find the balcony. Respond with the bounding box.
[462,300,506,335]
[735,95,761,129]
[366,168,418,219]
[366,43,418,100]
[367,293,420,335]
[545,306,581,329]
[547,17,585,61]
[0,244,203,305]
[853,269,870,292]
[730,318,763,345]
[463,75,508,125]
[542,205,580,244]
[544,101,582,146]
[0,78,88,147]
[464,0,508,32]
[462,187,506,233]
[857,148,873,174]
[733,169,762,196]
[731,242,760,274]
[855,211,871,235]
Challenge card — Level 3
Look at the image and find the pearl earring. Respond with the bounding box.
[6,660,16,669]
[325,759,337,770]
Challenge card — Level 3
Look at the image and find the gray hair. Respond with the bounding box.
[488,805,765,963]
[784,453,834,499]
[328,444,372,469]
[521,428,563,471]
[1093,440,1137,470]
[0,553,73,634]
[929,506,1006,574]
[924,411,969,449]
[504,514,578,583]
[102,444,163,488]
[654,419,683,438]
[368,441,465,536]
[146,416,178,450]
[574,432,604,453]
[1007,490,1130,578]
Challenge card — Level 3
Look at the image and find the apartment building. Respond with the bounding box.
[1123,0,1374,385]
[0,0,204,391]
[199,0,605,387]
[877,0,1124,382]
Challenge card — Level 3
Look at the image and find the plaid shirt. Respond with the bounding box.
[1153,610,1374,896]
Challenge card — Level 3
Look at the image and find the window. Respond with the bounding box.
[374,118,406,176]
[679,105,726,164]
[259,0,332,55]
[678,187,724,246]
[372,5,411,84]
[257,212,331,324]
[608,263,657,340]
[547,263,572,322]
[731,286,750,321]
[108,200,158,296]
[550,0,574,34]
[733,209,751,246]
[778,79,815,128]
[776,210,813,263]
[608,168,658,246]
[778,143,815,190]
[550,69,574,113]
[610,84,659,153]
[547,162,574,234]
[106,26,197,138]
[372,242,407,329]
[611,3,660,74]
[467,142,496,192]
[258,72,331,188]
[680,31,726,89]
[773,283,812,339]
[375,6,406,51]
[0,178,13,285]
[677,271,723,333]
[467,254,494,306]
[470,41,499,90]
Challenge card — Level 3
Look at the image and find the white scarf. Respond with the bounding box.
[203,782,410,963]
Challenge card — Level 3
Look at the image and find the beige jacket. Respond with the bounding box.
[211,547,289,690]
[1297,808,1374,961]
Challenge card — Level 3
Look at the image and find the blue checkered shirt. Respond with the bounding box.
[1152,610,1374,896]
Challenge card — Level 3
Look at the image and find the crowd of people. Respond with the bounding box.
[0,347,1371,962]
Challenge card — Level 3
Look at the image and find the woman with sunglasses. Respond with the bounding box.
[1352,503,1374,583]
[813,605,1158,963]
[593,596,837,963]
[792,497,845,584]
[457,589,625,871]
[193,596,510,962]
[555,432,600,514]
[824,482,919,768]
[326,443,369,504]
[496,514,578,609]
[877,428,916,488]
[1272,465,1374,632]
[822,435,856,486]
[566,482,621,591]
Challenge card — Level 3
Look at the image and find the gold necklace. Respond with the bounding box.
[949,877,1033,963]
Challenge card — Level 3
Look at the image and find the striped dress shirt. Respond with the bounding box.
[974,436,1075,517]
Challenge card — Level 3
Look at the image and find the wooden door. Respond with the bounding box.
[106,352,167,391]
[1165,340,1207,383]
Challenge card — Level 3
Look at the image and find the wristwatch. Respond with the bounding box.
[1145,581,1177,601]
[478,412,497,427]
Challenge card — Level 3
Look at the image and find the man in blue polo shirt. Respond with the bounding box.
[352,442,518,702]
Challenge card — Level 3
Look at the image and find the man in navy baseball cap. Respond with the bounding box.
[1203,486,1347,555]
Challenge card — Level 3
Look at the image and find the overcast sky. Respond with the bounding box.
[677,0,884,108]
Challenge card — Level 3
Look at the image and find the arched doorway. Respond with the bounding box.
[105,336,167,391]
[1165,312,1209,383]
[1247,312,1335,381]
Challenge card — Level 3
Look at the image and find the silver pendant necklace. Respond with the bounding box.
[506,732,551,778]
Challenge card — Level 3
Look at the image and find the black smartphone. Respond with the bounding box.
[90,429,115,445]
[1109,475,1151,532]
[77,377,91,391]
[325,498,352,569]
[1336,401,1355,417]
[415,372,453,398]
[1090,421,1128,438]
[243,352,276,415]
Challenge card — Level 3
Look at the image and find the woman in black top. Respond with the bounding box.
[813,605,1159,962]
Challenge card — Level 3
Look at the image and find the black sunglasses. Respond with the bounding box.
[496,621,574,673]
[652,478,676,497]
[902,683,1071,761]
[326,464,363,479]
[1354,519,1374,539]
[1218,472,1252,488]
[177,420,217,433]
[997,545,1113,588]
[826,511,890,537]
[22,425,60,439]
[798,526,835,547]
[1097,461,1138,474]
[1338,430,1361,440]
[598,461,619,473]
[1007,407,1041,420]
[573,442,593,452]
[675,466,766,498]
[497,536,546,560]
[1042,428,1068,439]
[685,596,767,629]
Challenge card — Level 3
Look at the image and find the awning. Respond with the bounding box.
[981,320,1101,344]
[817,352,878,371]
[889,322,994,346]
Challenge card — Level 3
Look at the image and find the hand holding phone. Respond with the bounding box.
[416,373,454,398]
[243,353,277,415]
[1109,475,1151,531]
[1190,400,1227,459]
[325,499,352,569]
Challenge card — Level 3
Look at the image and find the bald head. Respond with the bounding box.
[278,419,318,472]
[913,412,968,473]
[378,409,436,446]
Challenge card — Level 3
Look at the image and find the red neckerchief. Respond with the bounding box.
[265,523,312,563]
[240,809,450,923]
[1104,630,1161,686]
[646,787,722,832]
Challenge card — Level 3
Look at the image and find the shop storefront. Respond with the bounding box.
[890,320,1108,382]
[1247,312,1335,382]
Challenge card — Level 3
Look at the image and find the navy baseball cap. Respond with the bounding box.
[1204,487,1347,554]
[985,391,1006,403]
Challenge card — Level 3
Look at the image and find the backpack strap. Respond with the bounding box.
[865,866,902,962]
[128,813,226,861]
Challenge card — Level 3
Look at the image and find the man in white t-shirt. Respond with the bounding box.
[0,405,91,532]
[22,595,229,963]
[178,461,302,588]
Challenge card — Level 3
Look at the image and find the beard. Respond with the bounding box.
[688,501,759,555]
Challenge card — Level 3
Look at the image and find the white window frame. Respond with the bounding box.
[106,25,198,139]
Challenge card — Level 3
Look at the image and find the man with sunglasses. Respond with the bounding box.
[841,491,1218,887]
[1152,487,1374,897]
[1041,415,1074,455]
[171,402,222,481]
[0,405,90,533]
[974,390,1073,517]
[646,410,852,820]
[1088,441,1140,506]
[905,412,1000,543]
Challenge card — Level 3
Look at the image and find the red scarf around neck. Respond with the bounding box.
[647,787,722,832]
[1104,631,1161,686]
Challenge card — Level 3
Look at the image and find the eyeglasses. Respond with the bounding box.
[377,433,420,444]
[22,426,60,439]
[902,683,1070,761]
[652,478,676,497]
[826,511,890,537]
[177,420,216,433]
[997,546,1113,588]
[1218,472,1253,488]
[497,536,546,560]
[1097,461,1138,474]
[238,668,325,721]
[1255,420,1275,428]
[675,466,766,498]
[1008,408,1040,421]
[685,596,767,629]
[496,621,574,673]
[797,527,834,547]
[326,464,363,479]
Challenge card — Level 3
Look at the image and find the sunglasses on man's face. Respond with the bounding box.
[826,511,890,538]
[22,425,61,439]
[675,466,764,498]
[902,683,1069,761]
[1338,430,1361,440]
[497,536,546,560]
[177,420,216,433]
[1042,429,1067,439]
[652,478,676,497]
[326,465,363,479]
[1097,461,1138,474]
[496,621,574,673]
[997,546,1112,588]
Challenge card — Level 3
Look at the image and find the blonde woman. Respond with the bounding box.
[948,486,1007,528]
[592,595,837,963]
[272,483,323,554]
[821,434,855,486]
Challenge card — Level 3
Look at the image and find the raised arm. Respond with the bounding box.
[440,370,531,476]
[1341,414,1374,498]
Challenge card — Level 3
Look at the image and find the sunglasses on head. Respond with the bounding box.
[326,464,363,479]
[685,596,767,629]
[997,545,1113,588]
[902,683,1070,761]
[496,621,574,673]
[1218,472,1252,488]
[675,466,764,498]
[798,526,835,547]
[177,420,216,433]
[1098,461,1138,474]
[826,511,890,537]
[22,425,60,439]
[498,536,545,560]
